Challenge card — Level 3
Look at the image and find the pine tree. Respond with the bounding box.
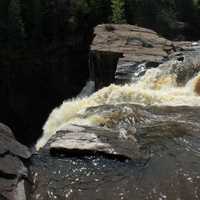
[111,0,126,24]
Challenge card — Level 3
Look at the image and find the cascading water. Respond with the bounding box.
[36,56,200,150]
[31,47,200,200]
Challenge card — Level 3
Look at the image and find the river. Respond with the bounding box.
[32,49,200,200]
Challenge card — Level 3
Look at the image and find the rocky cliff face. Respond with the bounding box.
[90,24,197,87]
[90,24,172,87]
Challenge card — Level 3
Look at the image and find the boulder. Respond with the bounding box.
[0,123,31,200]
[156,49,200,86]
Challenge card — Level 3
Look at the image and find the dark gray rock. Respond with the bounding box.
[0,131,31,159]
[168,50,200,85]
[90,24,200,86]
[0,154,27,176]
[30,104,200,200]
[0,123,14,138]
[115,61,160,84]
[0,123,31,200]
[46,124,141,160]
[40,104,200,160]
[90,24,173,88]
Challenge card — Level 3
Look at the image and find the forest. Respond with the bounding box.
[1,0,200,46]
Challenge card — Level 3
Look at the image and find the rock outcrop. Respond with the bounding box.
[30,104,200,199]
[90,24,173,86]
[29,24,200,200]
[91,24,173,62]
[90,24,199,86]
[0,123,31,200]
[40,104,200,160]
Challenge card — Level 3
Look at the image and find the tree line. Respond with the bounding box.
[0,0,200,45]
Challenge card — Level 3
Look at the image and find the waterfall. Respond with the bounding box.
[36,59,200,150]
[77,80,95,98]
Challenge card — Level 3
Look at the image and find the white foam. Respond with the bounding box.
[36,67,200,150]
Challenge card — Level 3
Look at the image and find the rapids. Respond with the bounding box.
[36,58,200,150]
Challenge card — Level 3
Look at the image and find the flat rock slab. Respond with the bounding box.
[47,124,141,160]
[91,24,172,61]
[43,104,200,160]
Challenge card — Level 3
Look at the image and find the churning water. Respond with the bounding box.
[36,59,200,150]
[33,53,200,200]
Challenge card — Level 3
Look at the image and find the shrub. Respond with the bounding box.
[111,0,126,24]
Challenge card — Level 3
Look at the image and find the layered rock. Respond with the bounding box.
[91,24,173,62]
[30,104,200,199]
[90,24,173,86]
[90,24,199,86]
[0,123,31,200]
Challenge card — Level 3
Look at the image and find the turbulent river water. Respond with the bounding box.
[32,52,200,200]
[36,58,200,149]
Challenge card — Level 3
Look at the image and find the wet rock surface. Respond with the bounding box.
[45,124,141,160]
[90,24,173,87]
[90,24,200,85]
[28,25,200,200]
[115,61,160,84]
[30,104,200,200]
[30,149,200,200]
[0,123,31,200]
[168,50,200,85]
[115,45,200,85]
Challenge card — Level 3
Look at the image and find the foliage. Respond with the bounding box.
[1,0,200,44]
[111,0,126,23]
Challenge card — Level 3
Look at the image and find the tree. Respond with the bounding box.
[111,0,126,23]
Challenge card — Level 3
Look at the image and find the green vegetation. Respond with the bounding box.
[111,0,126,23]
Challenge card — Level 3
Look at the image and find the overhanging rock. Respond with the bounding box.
[90,24,199,86]
[90,24,174,86]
